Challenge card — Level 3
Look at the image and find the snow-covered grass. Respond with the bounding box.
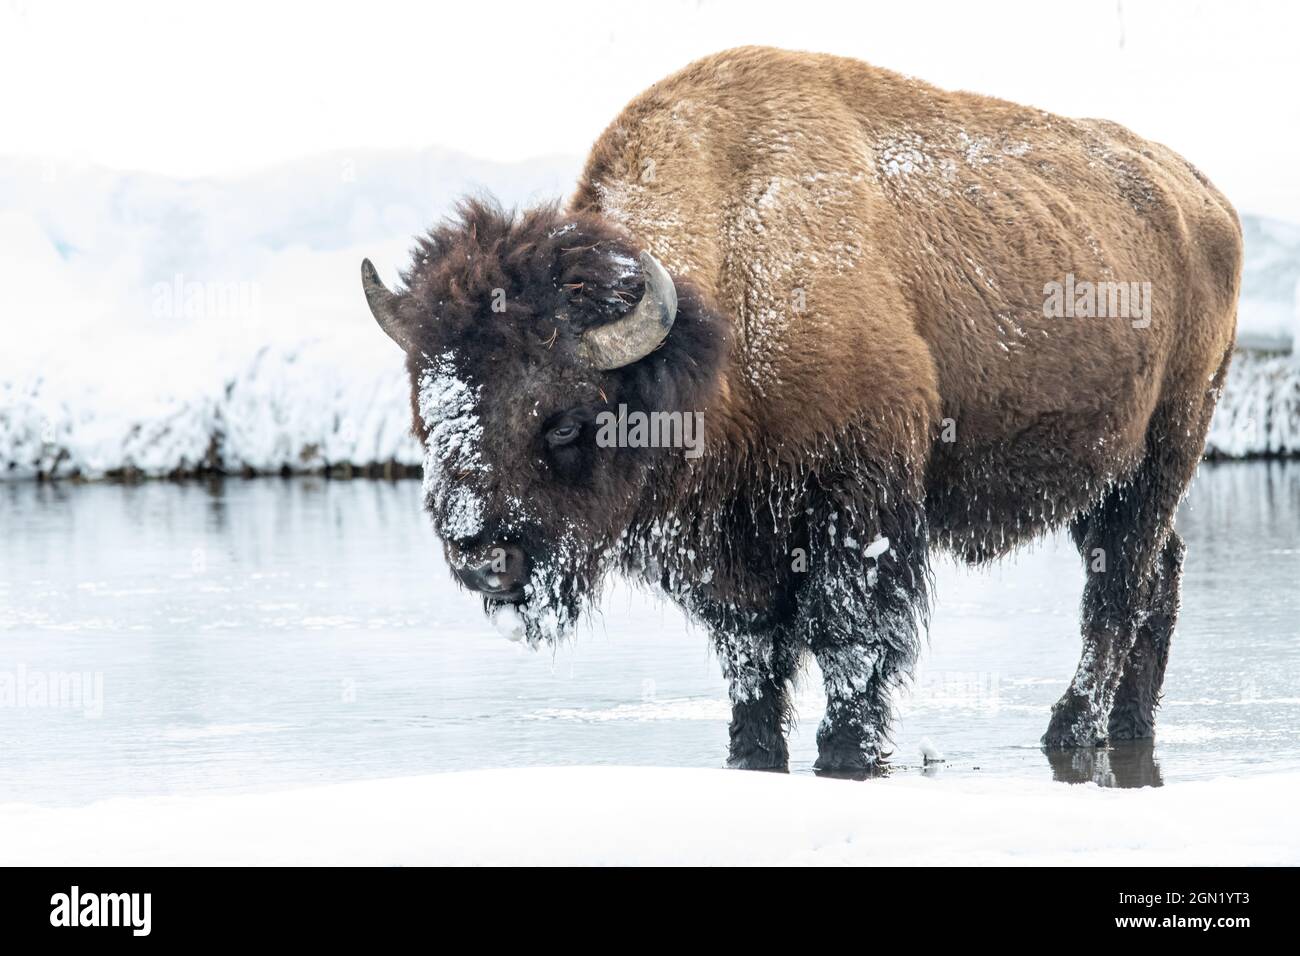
[2,766,1295,865]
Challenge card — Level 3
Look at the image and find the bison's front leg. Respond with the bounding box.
[712,624,799,772]
[801,490,929,778]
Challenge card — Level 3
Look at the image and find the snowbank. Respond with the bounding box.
[1,149,1297,478]
[1205,350,1300,458]
[2,766,1295,865]
[0,336,421,480]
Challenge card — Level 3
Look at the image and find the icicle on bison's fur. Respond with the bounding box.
[360,47,1242,777]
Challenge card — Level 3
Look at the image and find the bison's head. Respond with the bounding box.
[360,200,727,645]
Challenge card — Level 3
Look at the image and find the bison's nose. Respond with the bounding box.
[453,543,530,599]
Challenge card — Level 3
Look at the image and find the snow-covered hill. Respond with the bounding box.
[0,156,1297,479]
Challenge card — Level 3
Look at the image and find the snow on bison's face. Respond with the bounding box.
[360,200,728,646]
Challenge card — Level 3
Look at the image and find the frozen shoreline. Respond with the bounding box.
[2,343,1296,481]
[2,765,1296,865]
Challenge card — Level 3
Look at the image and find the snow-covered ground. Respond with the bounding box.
[3,765,1295,865]
[1,150,1297,478]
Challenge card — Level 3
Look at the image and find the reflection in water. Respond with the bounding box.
[1045,740,1164,789]
[0,461,1296,805]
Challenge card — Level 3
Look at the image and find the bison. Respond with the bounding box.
[361,47,1241,776]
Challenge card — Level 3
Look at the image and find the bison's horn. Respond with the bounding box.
[578,251,677,370]
[361,258,415,352]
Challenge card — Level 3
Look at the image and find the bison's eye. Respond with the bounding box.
[546,423,581,448]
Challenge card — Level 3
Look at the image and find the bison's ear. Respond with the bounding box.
[361,258,418,353]
[578,251,677,370]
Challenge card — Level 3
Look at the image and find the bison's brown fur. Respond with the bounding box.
[371,47,1241,775]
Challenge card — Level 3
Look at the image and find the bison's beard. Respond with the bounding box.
[485,535,613,649]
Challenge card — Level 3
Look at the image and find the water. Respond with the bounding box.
[0,462,1296,805]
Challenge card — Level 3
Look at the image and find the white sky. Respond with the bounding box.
[2,0,1297,218]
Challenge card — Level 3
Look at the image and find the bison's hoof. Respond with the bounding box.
[1106,704,1156,742]
[726,748,789,773]
[728,754,785,770]
[812,761,887,780]
[1042,693,1108,749]
[812,747,887,780]
[1041,729,1107,749]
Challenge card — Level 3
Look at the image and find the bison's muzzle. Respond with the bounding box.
[449,542,530,601]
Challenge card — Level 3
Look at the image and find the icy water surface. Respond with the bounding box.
[0,462,1297,804]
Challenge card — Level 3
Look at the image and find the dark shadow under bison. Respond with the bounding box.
[361,48,1241,777]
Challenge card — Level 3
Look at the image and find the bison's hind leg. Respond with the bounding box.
[1045,346,1231,751]
[1044,470,1183,749]
[1044,386,1212,749]
[1107,532,1184,740]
